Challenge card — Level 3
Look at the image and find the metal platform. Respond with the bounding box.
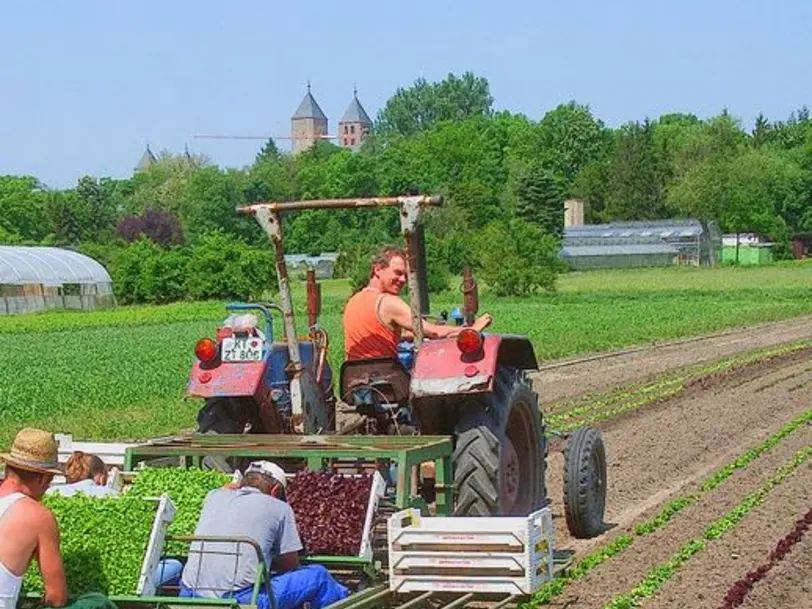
[124,434,454,516]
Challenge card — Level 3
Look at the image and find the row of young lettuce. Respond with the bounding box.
[4,72,812,303]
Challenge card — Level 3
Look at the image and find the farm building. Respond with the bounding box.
[721,234,774,266]
[561,219,722,270]
[791,233,812,259]
[0,246,116,315]
[284,253,339,279]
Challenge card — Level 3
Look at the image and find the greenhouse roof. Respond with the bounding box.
[564,219,705,239]
[561,244,679,257]
[0,246,112,287]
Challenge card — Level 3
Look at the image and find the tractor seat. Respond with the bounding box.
[339,357,411,407]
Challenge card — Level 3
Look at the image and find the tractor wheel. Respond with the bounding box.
[563,426,607,539]
[453,367,548,516]
[196,398,242,473]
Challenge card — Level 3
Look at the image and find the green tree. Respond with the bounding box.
[376,72,493,138]
[602,120,671,220]
[477,219,565,296]
[535,101,611,188]
[515,165,564,238]
[0,176,48,241]
[255,138,281,164]
[668,147,804,251]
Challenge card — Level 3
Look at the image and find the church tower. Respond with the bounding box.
[291,83,328,154]
[338,88,372,152]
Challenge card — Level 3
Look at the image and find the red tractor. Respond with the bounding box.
[187,194,606,538]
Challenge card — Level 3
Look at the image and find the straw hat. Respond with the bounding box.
[0,428,63,475]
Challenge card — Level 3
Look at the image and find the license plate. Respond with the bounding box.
[221,337,263,362]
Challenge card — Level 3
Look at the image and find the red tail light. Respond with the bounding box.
[457,328,483,355]
[195,338,218,362]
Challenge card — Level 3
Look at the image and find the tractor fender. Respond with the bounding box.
[188,360,265,399]
[410,334,537,399]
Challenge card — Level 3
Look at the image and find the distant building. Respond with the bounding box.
[337,89,373,152]
[289,85,374,154]
[283,253,339,280]
[561,219,722,270]
[721,233,774,266]
[135,144,157,172]
[564,199,585,228]
[291,83,329,155]
[0,246,116,315]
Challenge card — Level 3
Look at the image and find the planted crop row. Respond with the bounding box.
[603,446,812,609]
[23,494,158,596]
[717,505,812,609]
[546,341,812,432]
[524,409,812,607]
[128,467,231,555]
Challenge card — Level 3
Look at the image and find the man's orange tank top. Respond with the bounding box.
[343,288,402,360]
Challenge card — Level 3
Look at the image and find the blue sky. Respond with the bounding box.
[1,0,810,188]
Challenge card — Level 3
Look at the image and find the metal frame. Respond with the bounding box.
[124,433,454,518]
[236,195,443,357]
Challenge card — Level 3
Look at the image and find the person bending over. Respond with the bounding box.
[343,246,492,361]
[0,428,68,608]
[46,451,118,498]
[179,461,348,609]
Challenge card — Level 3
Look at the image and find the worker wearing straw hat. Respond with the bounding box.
[0,428,68,608]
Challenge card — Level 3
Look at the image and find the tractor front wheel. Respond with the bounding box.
[563,426,607,538]
[453,367,548,516]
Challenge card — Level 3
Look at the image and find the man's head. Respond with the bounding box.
[241,461,287,501]
[0,428,63,499]
[368,246,407,295]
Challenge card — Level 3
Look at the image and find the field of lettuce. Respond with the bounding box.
[2,262,812,447]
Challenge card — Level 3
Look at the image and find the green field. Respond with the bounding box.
[2,262,811,447]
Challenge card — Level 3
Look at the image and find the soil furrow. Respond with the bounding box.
[547,355,812,554]
[739,534,812,609]
[547,427,812,609]
[646,461,812,609]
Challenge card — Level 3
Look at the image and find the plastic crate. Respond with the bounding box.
[387,507,554,595]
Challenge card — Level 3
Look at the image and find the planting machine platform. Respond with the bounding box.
[25,431,571,609]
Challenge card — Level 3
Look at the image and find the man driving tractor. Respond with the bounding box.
[343,245,492,361]
[180,460,348,609]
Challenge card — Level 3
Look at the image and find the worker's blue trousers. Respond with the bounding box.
[180,565,349,609]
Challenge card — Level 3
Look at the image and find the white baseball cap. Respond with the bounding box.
[245,461,288,489]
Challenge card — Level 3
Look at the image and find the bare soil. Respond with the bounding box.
[532,315,812,405]
[740,534,812,609]
[529,318,812,609]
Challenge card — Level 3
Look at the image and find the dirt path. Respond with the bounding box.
[532,315,812,405]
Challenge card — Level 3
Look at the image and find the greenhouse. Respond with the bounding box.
[561,219,722,270]
[0,246,115,315]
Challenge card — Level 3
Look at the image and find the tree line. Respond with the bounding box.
[2,71,811,302]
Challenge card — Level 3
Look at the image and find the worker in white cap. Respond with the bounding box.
[179,461,348,609]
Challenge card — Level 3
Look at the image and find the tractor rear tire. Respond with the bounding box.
[563,426,607,539]
[453,367,548,516]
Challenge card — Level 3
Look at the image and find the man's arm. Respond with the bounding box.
[381,295,492,339]
[36,510,68,607]
[272,504,303,573]
[273,552,300,573]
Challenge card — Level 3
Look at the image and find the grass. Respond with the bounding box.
[2,263,811,446]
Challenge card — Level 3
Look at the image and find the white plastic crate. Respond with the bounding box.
[387,507,554,595]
